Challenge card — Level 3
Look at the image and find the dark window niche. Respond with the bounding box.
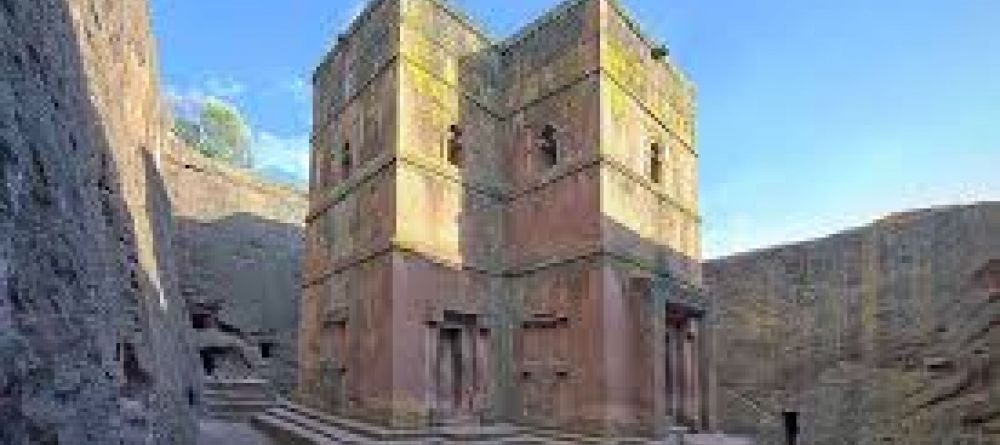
[341,142,352,179]
[651,46,669,60]
[446,125,463,167]
[650,143,662,184]
[539,124,558,169]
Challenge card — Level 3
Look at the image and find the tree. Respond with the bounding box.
[172,97,253,169]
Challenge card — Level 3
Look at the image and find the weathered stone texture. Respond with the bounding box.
[1,0,198,443]
[706,203,1000,445]
[303,0,709,437]
[161,145,306,396]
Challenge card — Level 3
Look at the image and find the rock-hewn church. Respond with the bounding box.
[300,0,709,436]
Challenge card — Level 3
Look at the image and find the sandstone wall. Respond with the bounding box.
[0,0,198,444]
[706,203,1000,445]
[161,144,306,396]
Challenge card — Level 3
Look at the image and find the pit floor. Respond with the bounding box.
[198,420,279,445]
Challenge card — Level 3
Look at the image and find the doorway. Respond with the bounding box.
[782,411,799,445]
[435,311,480,421]
[440,327,464,412]
[200,348,218,376]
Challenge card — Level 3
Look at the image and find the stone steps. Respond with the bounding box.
[268,400,426,442]
[205,378,271,391]
[251,400,753,445]
[680,435,754,445]
[204,389,273,402]
[202,378,275,421]
[255,401,515,444]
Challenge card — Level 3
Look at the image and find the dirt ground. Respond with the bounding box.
[198,420,280,445]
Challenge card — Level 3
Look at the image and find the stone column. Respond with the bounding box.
[461,326,476,416]
[474,328,490,418]
[679,318,691,424]
[671,321,684,420]
[686,318,701,428]
[438,330,456,413]
[425,323,437,417]
[697,313,715,431]
[652,304,669,436]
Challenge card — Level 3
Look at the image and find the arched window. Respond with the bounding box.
[447,124,463,167]
[341,142,352,179]
[539,124,558,169]
[650,143,662,184]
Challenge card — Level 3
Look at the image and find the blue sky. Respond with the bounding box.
[151,0,1000,258]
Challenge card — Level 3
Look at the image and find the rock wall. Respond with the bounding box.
[1,0,198,444]
[162,144,306,396]
[706,203,1000,445]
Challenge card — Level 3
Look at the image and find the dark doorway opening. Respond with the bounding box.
[200,348,218,376]
[441,327,463,409]
[435,311,482,421]
[191,313,211,330]
[783,411,799,445]
[259,342,274,359]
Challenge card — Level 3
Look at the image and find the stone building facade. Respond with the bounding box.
[1,0,199,443]
[706,203,1000,445]
[300,0,709,436]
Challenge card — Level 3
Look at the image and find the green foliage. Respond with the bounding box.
[173,118,201,149]
[171,97,253,169]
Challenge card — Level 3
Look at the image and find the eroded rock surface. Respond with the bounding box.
[707,203,1000,445]
[1,0,198,443]
[163,145,305,396]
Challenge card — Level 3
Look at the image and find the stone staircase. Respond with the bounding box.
[251,400,752,444]
[203,378,276,421]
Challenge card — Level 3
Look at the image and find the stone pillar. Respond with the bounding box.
[425,323,437,417]
[686,318,701,428]
[652,303,669,436]
[474,328,490,418]
[461,326,476,415]
[698,313,715,432]
[677,315,691,426]
[671,321,684,420]
[438,329,457,413]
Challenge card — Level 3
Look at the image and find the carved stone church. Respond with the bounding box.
[4,0,996,443]
[299,0,709,436]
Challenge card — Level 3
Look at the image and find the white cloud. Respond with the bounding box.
[204,76,246,99]
[251,131,310,187]
[284,77,311,104]
[165,85,210,120]
[164,75,246,114]
[166,76,311,188]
